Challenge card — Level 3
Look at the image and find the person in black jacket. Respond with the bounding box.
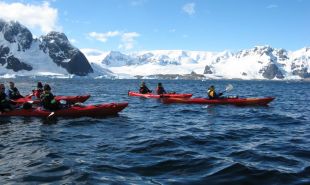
[7,82,24,100]
[156,82,167,95]
[139,82,152,94]
[0,84,12,112]
[40,84,60,111]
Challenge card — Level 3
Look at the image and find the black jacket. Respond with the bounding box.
[139,85,152,94]
[8,87,23,100]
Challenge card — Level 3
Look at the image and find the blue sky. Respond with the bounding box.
[0,0,309,51]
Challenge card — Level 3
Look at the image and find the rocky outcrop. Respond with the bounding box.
[0,40,32,71]
[290,53,310,78]
[0,20,32,51]
[259,63,284,79]
[40,32,93,76]
[276,49,289,61]
[0,46,10,65]
[0,19,94,76]
[291,62,310,78]
[204,65,213,74]
[292,68,310,78]
[6,56,32,71]
[102,51,137,66]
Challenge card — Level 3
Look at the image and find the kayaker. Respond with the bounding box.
[7,82,24,100]
[0,84,12,112]
[139,82,152,94]
[207,85,223,99]
[40,84,60,111]
[156,82,167,94]
[32,82,43,98]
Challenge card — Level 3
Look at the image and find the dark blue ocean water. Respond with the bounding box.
[0,79,309,184]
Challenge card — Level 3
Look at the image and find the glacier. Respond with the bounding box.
[82,46,310,80]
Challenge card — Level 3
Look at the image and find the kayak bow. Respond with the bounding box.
[0,102,128,117]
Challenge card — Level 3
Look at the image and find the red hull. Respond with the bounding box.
[162,97,275,106]
[128,91,192,99]
[13,95,91,105]
[1,102,128,117]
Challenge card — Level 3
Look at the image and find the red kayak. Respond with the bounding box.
[162,97,275,106]
[0,102,128,117]
[128,91,192,99]
[13,95,91,105]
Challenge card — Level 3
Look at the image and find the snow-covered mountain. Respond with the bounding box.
[203,46,310,80]
[83,46,310,80]
[1,19,309,80]
[0,19,97,78]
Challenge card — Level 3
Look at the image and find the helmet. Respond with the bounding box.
[209,85,215,90]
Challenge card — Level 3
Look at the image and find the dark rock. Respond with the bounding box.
[277,49,289,61]
[204,65,213,74]
[40,31,93,76]
[292,68,310,78]
[0,19,5,31]
[60,51,94,76]
[0,46,10,65]
[2,21,33,50]
[242,72,247,76]
[259,63,284,79]
[0,46,10,56]
[254,46,274,56]
[0,58,5,65]
[6,56,32,72]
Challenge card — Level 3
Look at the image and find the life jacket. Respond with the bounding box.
[33,89,43,98]
[40,92,59,110]
[41,92,54,102]
[208,89,216,99]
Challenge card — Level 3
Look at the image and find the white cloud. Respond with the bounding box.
[89,31,120,42]
[89,31,140,50]
[119,32,140,50]
[266,4,278,9]
[182,3,195,15]
[0,1,60,33]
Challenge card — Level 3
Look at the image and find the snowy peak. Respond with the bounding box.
[289,47,310,78]
[219,46,288,79]
[102,51,137,66]
[39,31,93,76]
[0,19,95,77]
[0,19,33,51]
[82,46,310,80]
